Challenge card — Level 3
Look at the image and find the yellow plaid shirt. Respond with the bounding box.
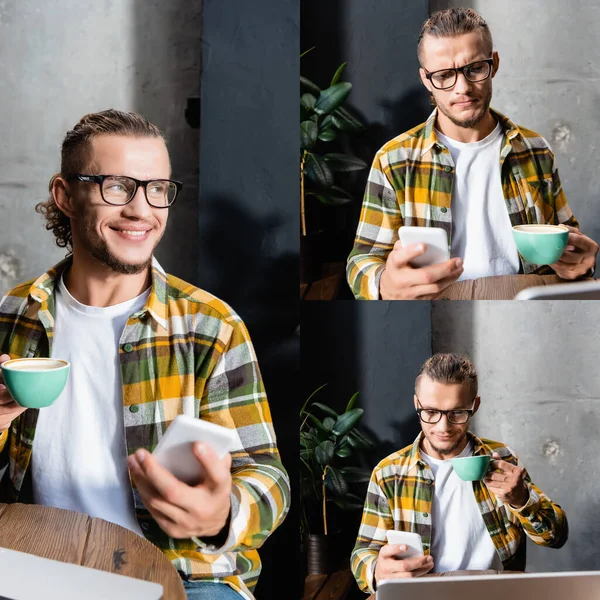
[347,108,580,300]
[0,256,290,600]
[351,432,568,593]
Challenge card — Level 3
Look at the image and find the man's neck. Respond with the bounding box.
[435,110,497,143]
[64,253,152,308]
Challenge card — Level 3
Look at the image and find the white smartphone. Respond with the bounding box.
[398,226,450,268]
[385,530,424,559]
[152,415,237,485]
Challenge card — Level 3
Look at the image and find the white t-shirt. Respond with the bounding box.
[31,276,150,536]
[421,441,503,572]
[437,122,521,281]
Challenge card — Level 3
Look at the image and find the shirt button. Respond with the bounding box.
[129,405,139,413]
[141,522,150,531]
[423,513,429,517]
[441,207,448,213]
[123,343,134,353]
[444,166,452,173]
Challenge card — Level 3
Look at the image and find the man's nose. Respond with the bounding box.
[122,186,152,218]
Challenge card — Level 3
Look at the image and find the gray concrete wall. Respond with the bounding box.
[432,301,600,573]
[430,0,600,251]
[0,0,201,292]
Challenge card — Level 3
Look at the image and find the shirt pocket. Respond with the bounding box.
[523,178,556,224]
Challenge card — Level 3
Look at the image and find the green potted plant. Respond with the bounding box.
[300,60,368,285]
[300,385,374,574]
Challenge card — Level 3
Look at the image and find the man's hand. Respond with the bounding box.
[484,452,529,509]
[374,544,434,584]
[551,226,598,280]
[128,442,232,539]
[0,354,26,433]
[380,241,463,300]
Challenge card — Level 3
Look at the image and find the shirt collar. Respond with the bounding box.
[28,255,169,332]
[420,106,521,157]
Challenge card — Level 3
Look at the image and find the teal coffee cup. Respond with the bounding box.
[512,224,569,265]
[451,455,491,481]
[0,358,70,408]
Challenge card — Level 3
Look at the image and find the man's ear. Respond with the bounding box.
[472,396,481,415]
[419,67,433,93]
[491,51,500,78]
[51,175,76,219]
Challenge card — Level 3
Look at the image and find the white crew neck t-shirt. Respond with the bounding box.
[31,276,150,535]
[436,122,521,281]
[421,441,503,573]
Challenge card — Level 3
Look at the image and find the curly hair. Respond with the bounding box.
[415,353,478,397]
[35,109,165,251]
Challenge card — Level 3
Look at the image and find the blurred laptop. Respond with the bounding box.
[377,571,600,600]
[0,547,163,600]
[515,279,600,300]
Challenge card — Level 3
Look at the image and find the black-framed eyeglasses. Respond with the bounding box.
[66,174,183,208]
[424,58,494,90]
[416,397,476,424]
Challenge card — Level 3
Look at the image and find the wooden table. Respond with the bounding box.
[0,502,186,600]
[436,274,566,300]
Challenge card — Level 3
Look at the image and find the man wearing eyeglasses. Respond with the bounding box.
[0,110,289,600]
[347,7,598,300]
[351,354,567,594]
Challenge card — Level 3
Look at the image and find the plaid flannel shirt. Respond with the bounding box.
[0,256,290,600]
[347,108,580,300]
[351,432,568,594]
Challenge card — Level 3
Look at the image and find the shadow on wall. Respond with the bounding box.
[131,0,202,285]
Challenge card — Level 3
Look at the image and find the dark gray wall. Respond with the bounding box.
[302,301,432,461]
[432,301,600,573]
[198,2,300,597]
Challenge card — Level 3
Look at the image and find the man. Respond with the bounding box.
[347,7,598,300]
[0,110,290,600]
[351,353,567,594]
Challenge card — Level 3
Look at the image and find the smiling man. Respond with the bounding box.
[351,354,567,594]
[347,7,598,300]
[0,110,289,600]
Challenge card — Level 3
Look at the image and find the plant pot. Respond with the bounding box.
[304,533,330,575]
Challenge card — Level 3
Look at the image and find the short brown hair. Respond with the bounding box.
[35,109,165,251]
[417,7,493,65]
[415,353,478,397]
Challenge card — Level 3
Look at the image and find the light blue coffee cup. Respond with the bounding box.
[512,224,569,265]
[451,455,491,481]
[0,358,70,408]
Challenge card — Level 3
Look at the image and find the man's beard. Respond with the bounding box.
[75,211,159,275]
[438,87,492,129]
[426,430,467,456]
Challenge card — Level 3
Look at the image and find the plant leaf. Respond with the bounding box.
[324,153,368,172]
[300,75,321,95]
[315,82,352,116]
[308,413,327,432]
[305,153,334,188]
[315,440,335,466]
[311,402,339,418]
[333,408,364,436]
[317,127,338,142]
[339,466,372,482]
[324,466,348,495]
[346,391,360,412]
[300,46,316,58]
[323,417,335,431]
[301,93,317,111]
[330,62,348,86]
[335,445,352,458]
[300,121,318,151]
[332,106,364,131]
[300,383,327,418]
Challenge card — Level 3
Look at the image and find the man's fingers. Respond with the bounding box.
[379,544,407,559]
[388,243,426,269]
[192,443,232,490]
[0,354,10,364]
[556,250,584,265]
[566,231,596,253]
[130,450,193,509]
